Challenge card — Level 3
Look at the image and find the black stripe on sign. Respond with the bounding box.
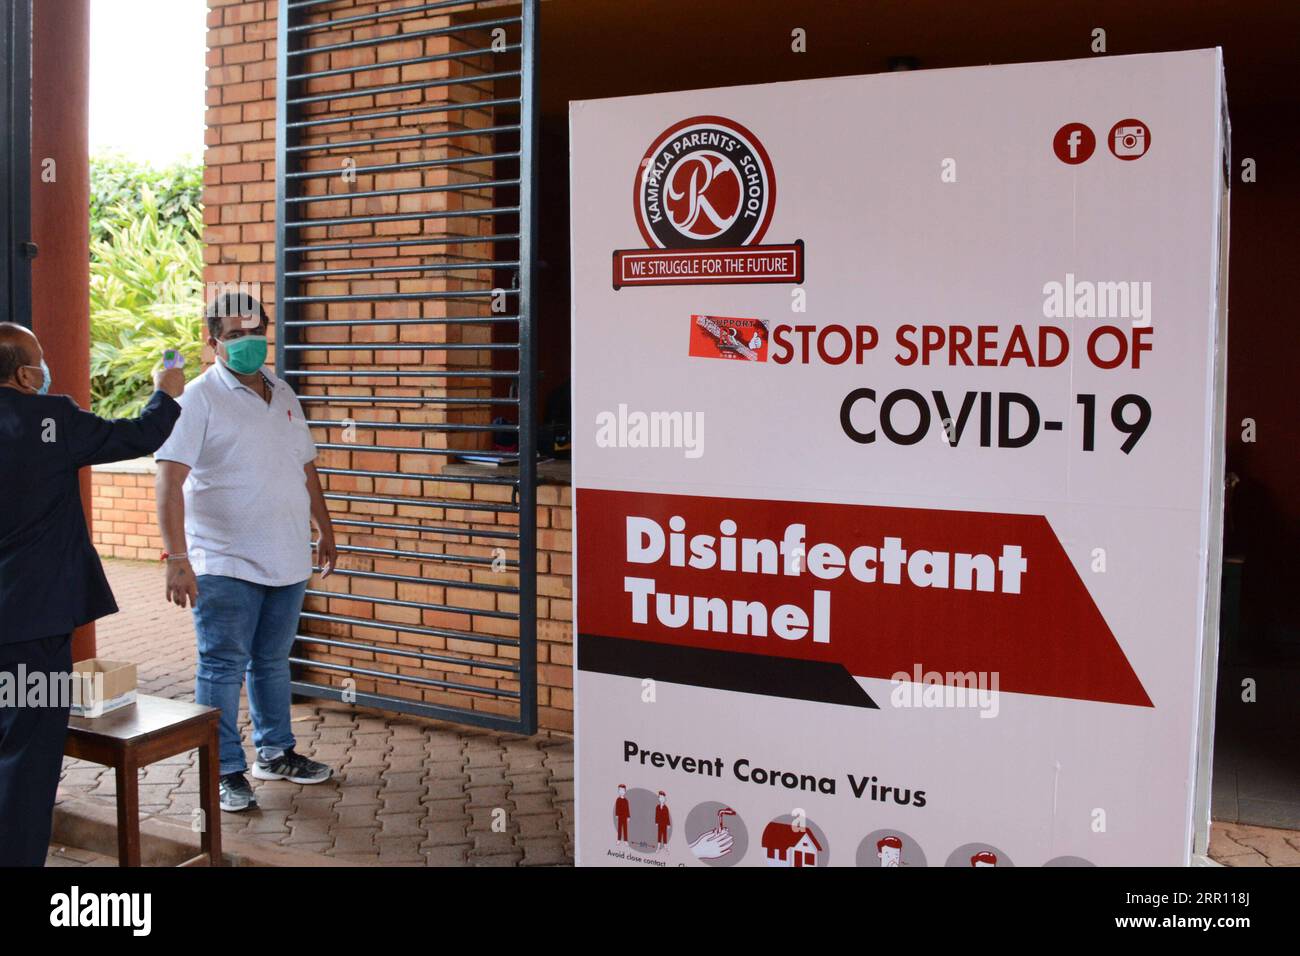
[578,633,878,709]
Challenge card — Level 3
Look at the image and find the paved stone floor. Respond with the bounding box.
[57,559,574,866]
[46,842,117,867]
[54,559,1295,867]
[1207,821,1300,867]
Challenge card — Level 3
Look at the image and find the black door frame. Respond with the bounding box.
[0,0,32,327]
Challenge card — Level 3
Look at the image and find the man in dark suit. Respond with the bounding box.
[0,321,184,866]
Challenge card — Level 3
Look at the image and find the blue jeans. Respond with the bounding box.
[193,575,308,775]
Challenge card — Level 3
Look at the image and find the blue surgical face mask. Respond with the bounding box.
[23,360,50,395]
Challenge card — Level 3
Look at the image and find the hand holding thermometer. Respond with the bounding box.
[153,351,187,399]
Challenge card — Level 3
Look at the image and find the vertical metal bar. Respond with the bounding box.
[516,0,540,735]
[276,0,541,736]
[274,0,300,382]
[275,0,303,703]
[2,0,33,327]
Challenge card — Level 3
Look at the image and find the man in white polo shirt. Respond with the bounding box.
[155,292,336,812]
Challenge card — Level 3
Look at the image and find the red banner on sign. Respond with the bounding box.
[612,241,804,289]
[576,488,1152,707]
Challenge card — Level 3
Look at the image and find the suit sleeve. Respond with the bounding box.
[64,390,182,469]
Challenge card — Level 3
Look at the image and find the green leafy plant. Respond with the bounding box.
[89,187,206,418]
[91,153,204,245]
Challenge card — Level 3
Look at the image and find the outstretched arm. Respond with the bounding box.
[66,366,185,468]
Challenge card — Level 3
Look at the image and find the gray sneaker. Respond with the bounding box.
[252,749,332,784]
[219,772,258,813]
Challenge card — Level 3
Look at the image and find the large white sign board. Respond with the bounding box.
[571,50,1229,867]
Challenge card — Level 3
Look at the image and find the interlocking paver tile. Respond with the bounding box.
[242,810,293,834]
[282,839,332,854]
[249,787,297,811]
[389,724,426,740]
[314,726,355,745]
[468,850,524,866]
[465,785,512,809]
[505,771,552,794]
[383,752,426,773]
[424,797,471,822]
[520,840,572,867]
[285,820,334,844]
[331,828,378,853]
[424,778,473,801]
[290,796,339,820]
[344,748,390,768]
[381,771,425,792]
[465,751,506,769]
[376,841,426,864]
[336,767,385,788]
[378,813,427,838]
[387,738,426,756]
[423,820,472,846]
[511,792,558,815]
[318,711,356,728]
[467,767,508,788]
[336,804,385,829]
[468,806,511,832]
[515,813,562,838]
[423,844,471,866]
[306,745,353,765]
[333,785,382,808]
[377,790,426,815]
[425,750,460,768]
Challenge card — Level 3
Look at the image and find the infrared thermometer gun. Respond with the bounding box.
[162,349,185,370]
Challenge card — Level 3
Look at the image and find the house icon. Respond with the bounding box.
[761,821,822,868]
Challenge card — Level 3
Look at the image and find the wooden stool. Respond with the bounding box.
[65,695,223,867]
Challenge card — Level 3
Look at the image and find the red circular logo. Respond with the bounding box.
[634,116,775,249]
[1053,123,1096,165]
[664,152,743,240]
[1108,118,1150,160]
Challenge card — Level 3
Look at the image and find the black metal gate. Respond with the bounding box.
[274,0,538,733]
[1,0,32,325]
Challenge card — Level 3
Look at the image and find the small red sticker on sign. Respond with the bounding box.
[689,314,770,362]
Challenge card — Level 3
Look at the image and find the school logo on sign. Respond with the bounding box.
[635,116,775,248]
[614,115,804,289]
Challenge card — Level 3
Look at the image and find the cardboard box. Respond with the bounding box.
[71,659,138,718]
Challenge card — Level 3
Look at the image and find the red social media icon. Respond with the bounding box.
[1109,118,1150,160]
[1053,123,1096,164]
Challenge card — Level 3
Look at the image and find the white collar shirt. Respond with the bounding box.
[154,360,318,586]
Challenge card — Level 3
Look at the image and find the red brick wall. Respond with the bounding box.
[91,467,163,560]
[201,0,572,732]
[89,461,574,730]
